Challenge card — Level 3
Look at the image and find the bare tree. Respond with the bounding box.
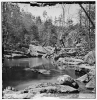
[79,4,95,28]
[61,4,66,27]
[43,10,47,21]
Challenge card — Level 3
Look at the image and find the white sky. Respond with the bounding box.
[18,3,80,24]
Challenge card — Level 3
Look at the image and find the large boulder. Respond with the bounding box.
[57,75,79,89]
[28,44,47,56]
[84,50,95,65]
[28,45,55,57]
[76,74,89,83]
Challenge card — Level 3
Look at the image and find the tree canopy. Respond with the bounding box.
[2,2,95,51]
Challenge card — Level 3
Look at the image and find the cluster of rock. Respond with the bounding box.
[3,50,96,99]
[53,50,96,97]
[3,69,96,99]
[2,75,79,99]
[76,69,95,90]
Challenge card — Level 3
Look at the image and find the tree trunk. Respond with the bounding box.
[79,4,95,28]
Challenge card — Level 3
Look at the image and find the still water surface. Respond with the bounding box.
[3,58,81,90]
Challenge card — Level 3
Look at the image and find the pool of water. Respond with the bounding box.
[3,57,86,90]
[3,58,50,68]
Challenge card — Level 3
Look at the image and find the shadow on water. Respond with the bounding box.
[3,57,88,90]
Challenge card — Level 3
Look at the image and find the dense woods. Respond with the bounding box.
[2,2,95,52]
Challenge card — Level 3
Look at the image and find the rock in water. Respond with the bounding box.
[84,50,95,65]
[76,74,88,83]
[76,69,95,84]
[86,76,95,89]
[6,86,12,90]
[57,75,79,89]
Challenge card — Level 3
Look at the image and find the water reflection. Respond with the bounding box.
[4,58,50,68]
[3,58,86,90]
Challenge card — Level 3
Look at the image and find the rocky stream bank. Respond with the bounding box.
[2,46,96,99]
